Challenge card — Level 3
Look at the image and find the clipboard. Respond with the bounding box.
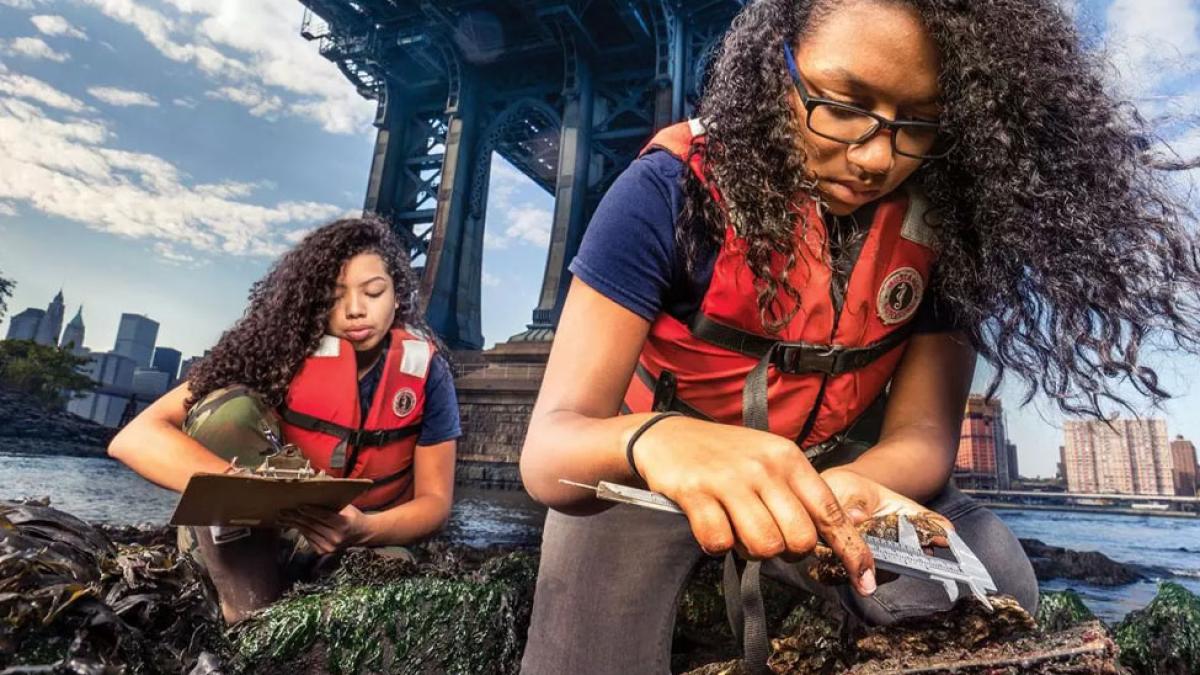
[169,472,373,527]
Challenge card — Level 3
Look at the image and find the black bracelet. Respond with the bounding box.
[626,411,684,480]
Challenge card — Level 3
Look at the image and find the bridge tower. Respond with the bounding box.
[298,0,744,349]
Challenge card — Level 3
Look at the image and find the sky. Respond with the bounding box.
[1,0,1198,478]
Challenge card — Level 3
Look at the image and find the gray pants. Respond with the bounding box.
[520,484,1038,674]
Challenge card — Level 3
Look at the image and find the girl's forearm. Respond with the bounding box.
[519,409,668,511]
[108,420,230,492]
[360,494,453,546]
[844,425,957,503]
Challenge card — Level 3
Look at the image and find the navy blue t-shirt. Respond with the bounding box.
[568,150,957,332]
[359,348,461,446]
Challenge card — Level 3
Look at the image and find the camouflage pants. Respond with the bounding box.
[175,386,335,621]
[177,386,416,622]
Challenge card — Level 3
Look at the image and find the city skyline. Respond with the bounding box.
[2,0,1199,477]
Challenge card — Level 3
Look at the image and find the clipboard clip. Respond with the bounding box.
[252,423,320,480]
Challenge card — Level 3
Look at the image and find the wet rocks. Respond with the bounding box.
[1020,537,1145,586]
[230,545,539,675]
[1115,581,1200,674]
[4,501,1199,675]
[0,389,113,458]
[1036,589,1096,632]
[0,500,225,674]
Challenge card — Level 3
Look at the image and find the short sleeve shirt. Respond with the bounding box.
[358,344,461,446]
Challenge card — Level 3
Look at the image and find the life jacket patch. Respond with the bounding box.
[877,267,924,325]
[392,387,417,418]
[313,335,341,358]
[399,339,432,377]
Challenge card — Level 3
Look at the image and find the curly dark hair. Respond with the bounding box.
[681,0,1200,416]
[185,218,438,410]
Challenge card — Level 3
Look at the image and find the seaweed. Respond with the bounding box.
[1036,589,1096,633]
[0,500,227,674]
[1115,581,1200,675]
[230,548,538,675]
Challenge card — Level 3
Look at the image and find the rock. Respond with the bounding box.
[688,597,1122,674]
[229,545,539,675]
[1115,581,1200,674]
[0,389,113,458]
[1020,537,1145,586]
[848,620,1120,674]
[1036,589,1096,632]
[5,500,1197,675]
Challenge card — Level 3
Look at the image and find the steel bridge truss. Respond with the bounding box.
[300,0,745,349]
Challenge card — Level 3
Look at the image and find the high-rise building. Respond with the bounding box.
[1063,418,1174,495]
[1170,435,1197,497]
[1005,441,1020,483]
[33,290,65,347]
[178,351,210,382]
[955,395,1015,489]
[59,306,85,353]
[5,308,45,341]
[151,347,182,384]
[113,313,159,367]
[133,367,171,398]
[67,351,138,427]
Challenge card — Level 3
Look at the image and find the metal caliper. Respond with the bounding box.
[560,479,998,609]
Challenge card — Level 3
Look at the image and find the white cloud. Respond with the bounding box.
[502,205,553,247]
[205,85,282,118]
[88,86,158,107]
[0,78,346,260]
[0,67,91,113]
[481,270,501,288]
[1106,0,1200,103]
[0,201,17,217]
[153,241,196,264]
[1,36,70,62]
[172,97,196,108]
[483,232,510,250]
[31,15,88,40]
[0,0,45,8]
[76,0,375,134]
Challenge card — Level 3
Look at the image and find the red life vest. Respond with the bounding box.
[280,326,433,511]
[622,120,940,461]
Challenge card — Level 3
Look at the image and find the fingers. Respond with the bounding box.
[681,487,818,561]
[677,493,734,555]
[789,467,875,596]
[757,485,818,557]
[280,508,345,554]
[718,487,786,560]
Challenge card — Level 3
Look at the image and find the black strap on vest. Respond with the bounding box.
[688,313,915,375]
[279,406,422,477]
[678,313,911,675]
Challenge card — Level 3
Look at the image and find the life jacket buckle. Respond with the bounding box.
[771,343,844,375]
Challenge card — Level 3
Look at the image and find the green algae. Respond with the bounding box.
[232,551,538,675]
[1035,589,1095,632]
[1115,581,1200,675]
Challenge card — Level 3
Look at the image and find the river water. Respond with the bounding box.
[2,453,1197,624]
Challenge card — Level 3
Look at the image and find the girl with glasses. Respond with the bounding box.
[523,0,1200,667]
[519,0,1200,672]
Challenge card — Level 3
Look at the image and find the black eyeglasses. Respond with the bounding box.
[783,41,953,160]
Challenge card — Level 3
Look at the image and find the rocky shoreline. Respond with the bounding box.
[0,388,114,459]
[3,499,1198,674]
